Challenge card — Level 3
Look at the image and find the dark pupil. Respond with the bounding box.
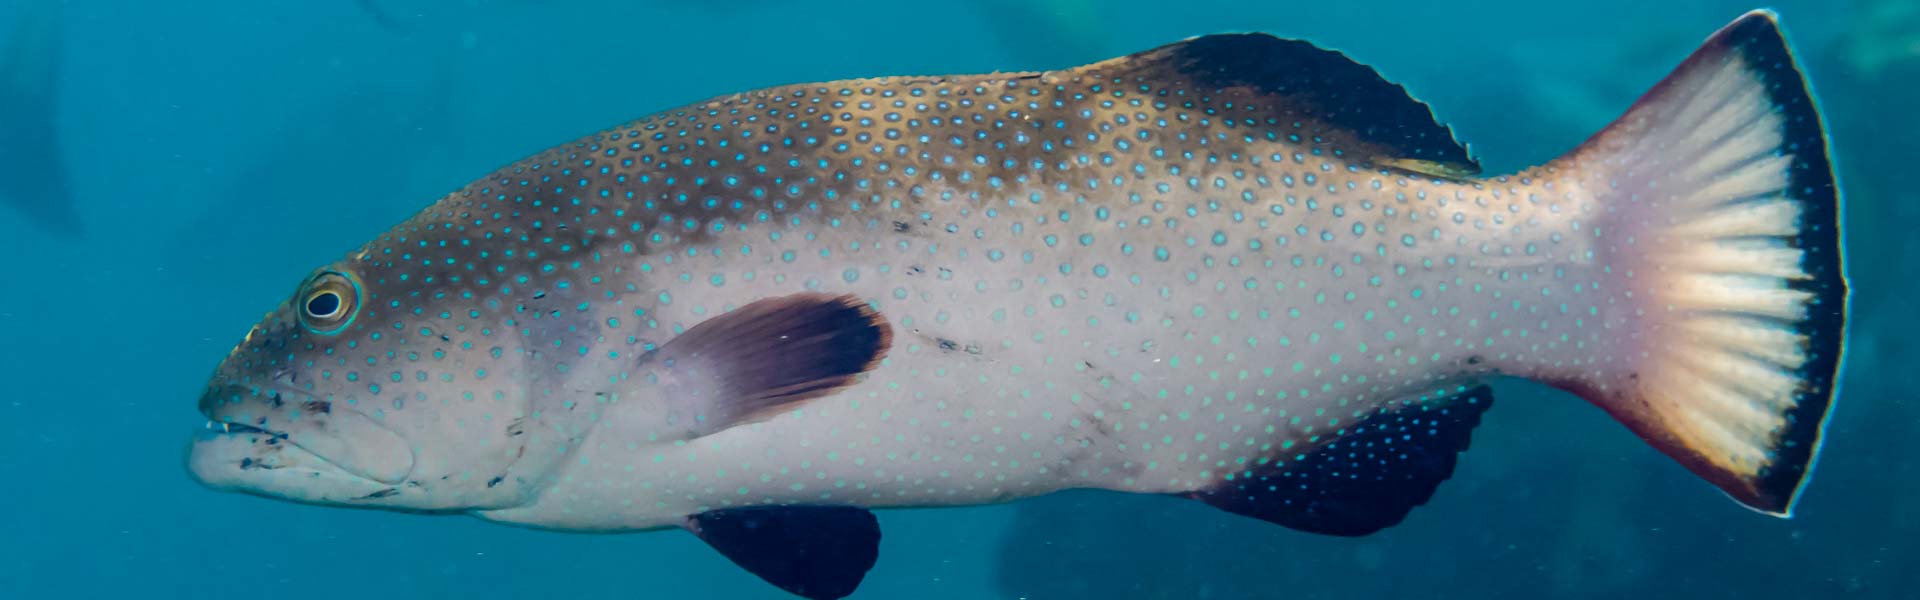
[306,292,342,317]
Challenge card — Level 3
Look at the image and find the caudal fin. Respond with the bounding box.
[1547,11,1845,516]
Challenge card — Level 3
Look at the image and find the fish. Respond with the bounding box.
[354,0,413,34]
[188,10,1845,599]
[0,0,78,234]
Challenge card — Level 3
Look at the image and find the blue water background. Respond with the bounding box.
[0,0,1910,597]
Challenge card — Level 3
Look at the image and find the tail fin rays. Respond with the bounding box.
[1548,10,1845,516]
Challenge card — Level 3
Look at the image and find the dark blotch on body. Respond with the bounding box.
[356,488,400,500]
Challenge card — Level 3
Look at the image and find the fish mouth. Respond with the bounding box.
[203,419,278,437]
[196,387,297,448]
[194,384,417,486]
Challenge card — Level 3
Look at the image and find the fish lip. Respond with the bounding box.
[200,418,282,437]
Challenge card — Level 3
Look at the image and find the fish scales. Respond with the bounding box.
[484,74,1556,521]
[357,59,1533,522]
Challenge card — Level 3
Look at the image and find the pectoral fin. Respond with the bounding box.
[687,506,882,600]
[641,293,891,439]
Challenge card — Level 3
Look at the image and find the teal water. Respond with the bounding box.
[0,0,1911,597]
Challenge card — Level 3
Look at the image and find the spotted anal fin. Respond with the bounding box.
[643,293,891,439]
[686,506,881,600]
[1080,31,1481,176]
[1189,384,1493,536]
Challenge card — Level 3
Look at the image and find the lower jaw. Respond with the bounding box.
[185,433,393,506]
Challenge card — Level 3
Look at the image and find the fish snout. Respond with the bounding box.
[199,316,307,419]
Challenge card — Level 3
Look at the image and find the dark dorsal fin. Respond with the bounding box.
[643,293,891,439]
[687,506,881,600]
[1189,384,1494,536]
[1077,33,1480,177]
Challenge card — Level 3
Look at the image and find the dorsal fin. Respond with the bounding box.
[1074,33,1479,176]
[1189,384,1494,536]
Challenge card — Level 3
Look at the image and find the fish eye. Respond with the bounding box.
[297,271,360,334]
[305,291,343,319]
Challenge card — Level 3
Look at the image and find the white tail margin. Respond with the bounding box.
[1546,10,1845,516]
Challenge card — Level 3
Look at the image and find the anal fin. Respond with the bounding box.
[687,506,881,600]
[1189,384,1494,536]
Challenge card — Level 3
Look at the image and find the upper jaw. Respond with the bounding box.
[198,382,284,435]
[197,383,294,441]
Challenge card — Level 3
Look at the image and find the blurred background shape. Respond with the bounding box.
[0,0,76,234]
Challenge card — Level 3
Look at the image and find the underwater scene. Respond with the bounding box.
[0,0,1912,598]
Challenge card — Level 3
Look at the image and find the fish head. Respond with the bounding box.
[188,258,559,512]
